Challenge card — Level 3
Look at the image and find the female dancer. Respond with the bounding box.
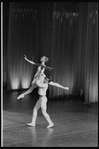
[17,55,52,99]
[27,75,69,128]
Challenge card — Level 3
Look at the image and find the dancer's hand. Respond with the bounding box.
[65,87,69,90]
[49,67,53,71]
[47,67,53,71]
[24,55,27,60]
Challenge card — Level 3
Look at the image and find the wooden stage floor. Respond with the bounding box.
[2,90,98,147]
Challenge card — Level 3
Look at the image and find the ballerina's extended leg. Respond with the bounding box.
[17,84,37,100]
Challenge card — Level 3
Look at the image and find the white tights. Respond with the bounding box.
[17,83,37,99]
[28,96,54,128]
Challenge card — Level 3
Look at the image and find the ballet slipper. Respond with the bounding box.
[27,123,35,127]
[47,123,54,128]
[17,94,24,100]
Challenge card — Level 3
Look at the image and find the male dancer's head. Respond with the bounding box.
[44,77,52,83]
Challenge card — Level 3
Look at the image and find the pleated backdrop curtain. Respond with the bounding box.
[49,2,98,104]
[4,2,98,103]
[7,2,40,90]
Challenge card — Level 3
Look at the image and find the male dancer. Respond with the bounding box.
[17,55,52,99]
[27,75,69,128]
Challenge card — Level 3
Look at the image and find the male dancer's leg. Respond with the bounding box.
[41,96,54,128]
[27,98,41,126]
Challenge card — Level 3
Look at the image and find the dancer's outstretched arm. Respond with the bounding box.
[36,79,69,90]
[24,55,40,66]
[24,55,52,71]
[49,81,69,90]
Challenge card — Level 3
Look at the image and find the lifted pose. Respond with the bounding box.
[27,75,69,128]
[17,55,52,100]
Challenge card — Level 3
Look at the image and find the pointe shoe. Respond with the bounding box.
[27,123,35,127]
[47,123,54,128]
[17,94,24,100]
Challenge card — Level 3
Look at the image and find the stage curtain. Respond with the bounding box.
[5,2,98,103]
[7,2,41,90]
[48,2,98,103]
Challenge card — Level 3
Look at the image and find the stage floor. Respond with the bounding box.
[2,91,98,147]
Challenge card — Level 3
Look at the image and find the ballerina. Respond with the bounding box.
[17,55,52,100]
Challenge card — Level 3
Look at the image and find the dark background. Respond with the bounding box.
[3,2,98,104]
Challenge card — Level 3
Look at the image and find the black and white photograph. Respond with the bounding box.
[1,2,98,147]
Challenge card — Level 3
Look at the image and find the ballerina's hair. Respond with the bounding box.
[43,56,49,62]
